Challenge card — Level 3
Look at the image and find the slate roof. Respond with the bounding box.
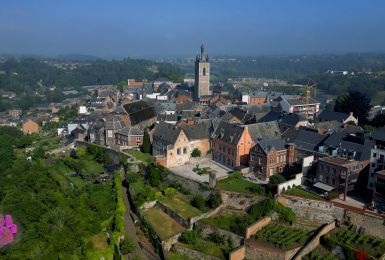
[248,121,281,141]
[157,113,179,122]
[105,117,125,130]
[373,130,385,142]
[212,121,245,145]
[323,132,374,161]
[257,138,287,153]
[317,111,350,122]
[152,121,182,145]
[293,129,328,152]
[115,126,143,136]
[181,123,210,140]
[258,111,283,123]
[176,101,196,112]
[279,113,307,126]
[122,100,156,126]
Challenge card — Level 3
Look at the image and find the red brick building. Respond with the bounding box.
[250,139,296,180]
[115,126,144,148]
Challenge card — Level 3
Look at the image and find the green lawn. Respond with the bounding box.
[86,232,114,260]
[126,149,153,164]
[254,223,315,250]
[286,187,325,201]
[304,245,338,260]
[142,207,185,240]
[161,195,201,220]
[217,177,261,193]
[81,159,105,175]
[178,238,226,258]
[200,215,239,231]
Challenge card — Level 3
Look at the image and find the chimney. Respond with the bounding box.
[349,112,353,117]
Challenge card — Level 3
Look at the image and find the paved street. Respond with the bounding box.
[170,159,230,183]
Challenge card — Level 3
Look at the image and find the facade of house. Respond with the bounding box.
[250,139,296,180]
[316,157,369,200]
[368,131,385,190]
[115,126,144,149]
[372,170,385,210]
[279,96,320,120]
[242,92,268,105]
[212,121,253,169]
[152,121,211,168]
[22,119,40,134]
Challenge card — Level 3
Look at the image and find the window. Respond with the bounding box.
[333,168,336,174]
[203,67,206,76]
[107,130,113,138]
[373,153,377,158]
[177,148,181,155]
[332,179,336,185]
[136,136,141,141]
[321,165,324,171]
[269,168,273,176]
[183,147,187,154]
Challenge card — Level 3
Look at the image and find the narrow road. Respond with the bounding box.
[120,171,145,259]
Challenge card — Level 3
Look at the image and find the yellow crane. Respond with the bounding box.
[305,79,317,118]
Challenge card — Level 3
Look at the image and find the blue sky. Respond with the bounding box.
[0,0,384,58]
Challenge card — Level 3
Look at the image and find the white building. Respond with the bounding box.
[279,96,320,120]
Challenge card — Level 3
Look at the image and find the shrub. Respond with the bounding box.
[126,172,141,184]
[228,171,243,180]
[120,237,134,255]
[247,184,265,194]
[206,192,222,209]
[164,187,176,197]
[191,148,201,158]
[155,191,164,200]
[208,232,225,244]
[327,191,338,200]
[191,195,206,210]
[180,230,198,244]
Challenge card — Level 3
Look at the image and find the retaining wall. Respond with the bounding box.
[172,244,221,260]
[277,173,303,195]
[229,246,245,260]
[221,190,265,210]
[293,221,336,260]
[244,239,300,260]
[245,216,272,239]
[195,222,244,248]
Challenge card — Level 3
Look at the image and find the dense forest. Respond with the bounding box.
[0,127,121,259]
[0,57,184,93]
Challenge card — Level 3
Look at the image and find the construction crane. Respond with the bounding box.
[305,79,317,118]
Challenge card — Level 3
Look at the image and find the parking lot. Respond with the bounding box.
[170,159,230,183]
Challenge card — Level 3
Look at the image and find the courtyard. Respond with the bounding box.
[169,159,230,183]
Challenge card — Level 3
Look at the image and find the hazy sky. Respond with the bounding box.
[1,0,385,58]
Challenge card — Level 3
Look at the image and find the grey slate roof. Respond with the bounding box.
[122,100,156,125]
[248,121,281,141]
[293,129,328,152]
[317,111,350,122]
[115,126,143,136]
[152,121,182,145]
[212,121,245,145]
[279,113,306,126]
[257,138,287,153]
[181,123,210,140]
[258,111,283,123]
[105,117,125,130]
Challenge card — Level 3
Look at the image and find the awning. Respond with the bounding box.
[313,182,335,192]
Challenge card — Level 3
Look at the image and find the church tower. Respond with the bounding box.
[194,44,210,100]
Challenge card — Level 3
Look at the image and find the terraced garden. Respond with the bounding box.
[323,227,385,259]
[254,223,315,250]
[161,195,201,220]
[142,207,185,240]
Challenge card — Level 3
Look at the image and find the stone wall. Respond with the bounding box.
[221,190,266,210]
[245,216,271,239]
[293,221,336,260]
[244,239,300,260]
[165,171,211,198]
[277,196,344,224]
[229,246,245,260]
[195,222,243,248]
[139,200,157,211]
[277,173,303,195]
[278,195,385,239]
[190,205,223,227]
[162,233,181,251]
[172,244,221,260]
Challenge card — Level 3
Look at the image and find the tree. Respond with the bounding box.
[371,113,385,128]
[142,129,151,154]
[191,148,201,158]
[164,187,176,197]
[191,195,205,210]
[334,91,371,124]
[120,237,134,255]
[206,192,222,209]
[76,147,87,159]
[269,174,285,186]
[33,146,46,160]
